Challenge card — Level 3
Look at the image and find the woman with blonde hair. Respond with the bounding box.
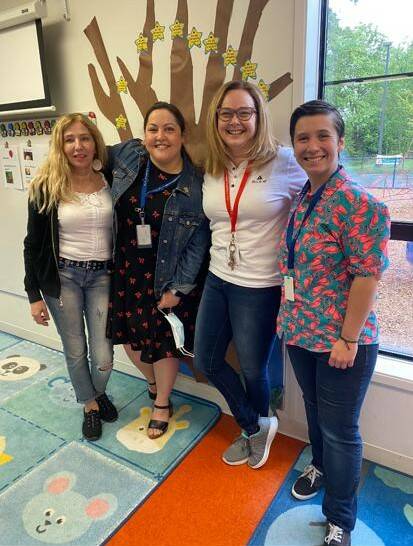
[24,113,117,441]
[195,80,306,468]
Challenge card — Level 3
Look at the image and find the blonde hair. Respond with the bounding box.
[205,81,279,176]
[29,113,107,213]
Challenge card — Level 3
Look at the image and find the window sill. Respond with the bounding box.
[373,353,413,392]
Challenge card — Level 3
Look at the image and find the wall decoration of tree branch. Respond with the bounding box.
[84,0,292,164]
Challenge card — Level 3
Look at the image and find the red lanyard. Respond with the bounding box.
[224,163,251,234]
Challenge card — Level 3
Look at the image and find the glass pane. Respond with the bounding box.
[377,239,413,358]
[324,78,413,222]
[326,0,413,82]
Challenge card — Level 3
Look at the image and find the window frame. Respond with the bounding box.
[318,0,413,361]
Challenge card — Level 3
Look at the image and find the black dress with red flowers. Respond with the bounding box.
[107,162,201,364]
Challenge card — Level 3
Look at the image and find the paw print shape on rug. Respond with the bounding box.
[0,435,13,465]
[116,404,191,454]
[47,377,78,408]
[0,355,46,381]
[22,471,117,544]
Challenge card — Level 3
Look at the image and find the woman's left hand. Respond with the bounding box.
[158,291,181,309]
[328,338,358,369]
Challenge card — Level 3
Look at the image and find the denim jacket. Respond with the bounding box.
[107,139,210,299]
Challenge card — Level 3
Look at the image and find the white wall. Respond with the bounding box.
[0,0,411,475]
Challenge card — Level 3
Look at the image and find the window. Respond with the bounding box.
[319,0,413,359]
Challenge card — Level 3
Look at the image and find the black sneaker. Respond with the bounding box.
[96,393,118,422]
[324,522,351,545]
[82,409,102,441]
[291,464,324,500]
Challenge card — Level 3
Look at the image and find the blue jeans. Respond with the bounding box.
[45,262,113,404]
[287,344,378,532]
[194,272,281,435]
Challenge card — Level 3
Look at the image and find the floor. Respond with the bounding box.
[108,414,305,546]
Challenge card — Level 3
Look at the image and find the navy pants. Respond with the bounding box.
[194,271,281,435]
[287,344,378,531]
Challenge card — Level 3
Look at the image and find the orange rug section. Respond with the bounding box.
[108,414,305,546]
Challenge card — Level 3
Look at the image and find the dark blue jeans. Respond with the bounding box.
[194,272,281,435]
[287,344,378,532]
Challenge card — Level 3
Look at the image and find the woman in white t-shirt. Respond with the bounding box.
[24,114,117,442]
[194,81,306,468]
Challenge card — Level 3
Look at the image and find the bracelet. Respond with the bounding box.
[339,335,359,350]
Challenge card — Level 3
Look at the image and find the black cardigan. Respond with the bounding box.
[23,201,60,303]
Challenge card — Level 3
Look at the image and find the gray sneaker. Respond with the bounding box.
[248,416,278,469]
[222,432,250,465]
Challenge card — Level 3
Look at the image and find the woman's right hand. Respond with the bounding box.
[30,300,50,326]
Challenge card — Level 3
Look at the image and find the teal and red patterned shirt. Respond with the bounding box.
[277,167,390,352]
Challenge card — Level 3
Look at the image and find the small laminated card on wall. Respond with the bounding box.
[19,143,49,189]
[0,144,23,190]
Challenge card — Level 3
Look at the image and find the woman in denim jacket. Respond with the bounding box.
[107,102,210,439]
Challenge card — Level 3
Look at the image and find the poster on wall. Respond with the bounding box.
[0,144,23,190]
[19,143,49,189]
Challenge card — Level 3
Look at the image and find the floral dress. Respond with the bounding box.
[108,163,202,364]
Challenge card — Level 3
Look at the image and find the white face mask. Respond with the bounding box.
[158,309,194,357]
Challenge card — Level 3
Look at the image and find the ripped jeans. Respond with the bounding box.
[44,261,113,404]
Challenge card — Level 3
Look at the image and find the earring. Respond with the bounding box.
[92,158,102,171]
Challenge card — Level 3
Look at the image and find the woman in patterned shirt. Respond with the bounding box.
[278,100,390,546]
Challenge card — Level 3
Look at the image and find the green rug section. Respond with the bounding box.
[0,441,156,546]
[0,340,66,403]
[3,367,146,441]
[0,331,221,545]
[0,408,65,493]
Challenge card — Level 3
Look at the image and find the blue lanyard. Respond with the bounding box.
[286,180,326,270]
[139,159,182,213]
[286,166,342,270]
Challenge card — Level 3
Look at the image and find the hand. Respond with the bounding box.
[30,300,50,326]
[157,291,181,310]
[328,338,358,369]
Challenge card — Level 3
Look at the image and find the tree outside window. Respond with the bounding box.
[320,0,413,359]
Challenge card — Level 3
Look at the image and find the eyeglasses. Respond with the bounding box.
[217,107,257,122]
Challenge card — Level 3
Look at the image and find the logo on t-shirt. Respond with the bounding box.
[251,175,267,183]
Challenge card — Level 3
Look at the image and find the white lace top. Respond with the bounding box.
[58,177,112,261]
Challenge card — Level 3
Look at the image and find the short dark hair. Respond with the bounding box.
[143,101,186,133]
[289,100,345,141]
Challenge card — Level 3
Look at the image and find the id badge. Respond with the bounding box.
[284,275,295,302]
[136,224,152,248]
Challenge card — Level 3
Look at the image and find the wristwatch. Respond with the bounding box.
[170,288,184,298]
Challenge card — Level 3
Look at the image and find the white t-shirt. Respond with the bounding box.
[203,146,306,287]
[58,178,112,261]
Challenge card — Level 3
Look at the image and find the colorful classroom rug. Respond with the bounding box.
[0,332,220,546]
[249,446,413,546]
[107,414,306,546]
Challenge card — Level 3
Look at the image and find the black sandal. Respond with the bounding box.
[147,401,173,439]
[147,381,157,400]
